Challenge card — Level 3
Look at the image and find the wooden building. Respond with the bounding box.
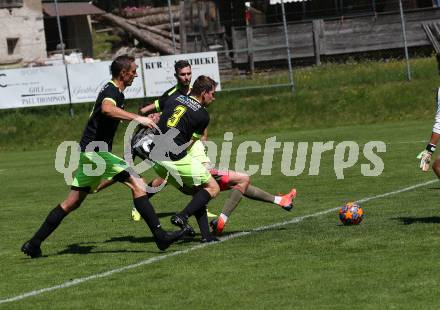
[232,6,440,66]
[218,0,439,28]
[42,1,104,58]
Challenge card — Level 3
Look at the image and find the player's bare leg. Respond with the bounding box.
[60,189,89,212]
[210,171,297,235]
[95,179,116,193]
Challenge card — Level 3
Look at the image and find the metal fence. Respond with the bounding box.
[172,0,439,94]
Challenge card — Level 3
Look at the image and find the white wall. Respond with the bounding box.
[0,0,47,65]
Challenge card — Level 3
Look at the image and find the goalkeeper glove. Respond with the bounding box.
[417,143,436,171]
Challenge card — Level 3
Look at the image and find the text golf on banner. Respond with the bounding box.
[68,59,144,103]
[142,52,221,97]
[0,66,69,109]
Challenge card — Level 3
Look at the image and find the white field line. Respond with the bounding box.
[1,179,437,305]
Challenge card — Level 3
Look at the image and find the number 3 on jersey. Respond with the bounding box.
[167,105,187,128]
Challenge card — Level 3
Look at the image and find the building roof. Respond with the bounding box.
[42,2,105,17]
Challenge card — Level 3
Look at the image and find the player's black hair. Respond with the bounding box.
[110,55,135,78]
[174,60,191,73]
[191,75,217,96]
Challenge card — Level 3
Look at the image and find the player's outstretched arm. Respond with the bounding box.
[102,101,154,128]
[139,103,157,115]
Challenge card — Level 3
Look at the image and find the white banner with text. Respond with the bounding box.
[0,52,220,109]
[67,59,144,103]
[142,52,221,97]
[0,66,69,109]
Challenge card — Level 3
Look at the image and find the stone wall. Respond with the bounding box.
[0,0,46,65]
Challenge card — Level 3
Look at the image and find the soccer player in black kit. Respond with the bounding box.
[21,55,186,258]
[147,75,220,242]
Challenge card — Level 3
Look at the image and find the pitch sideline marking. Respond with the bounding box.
[0,179,437,305]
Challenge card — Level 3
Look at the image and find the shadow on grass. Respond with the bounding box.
[103,230,252,247]
[104,235,201,245]
[54,227,286,256]
[104,236,155,244]
[56,242,147,255]
[104,234,201,248]
[395,216,440,225]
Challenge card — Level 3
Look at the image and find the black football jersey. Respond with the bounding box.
[153,84,190,113]
[155,94,209,161]
[79,81,124,152]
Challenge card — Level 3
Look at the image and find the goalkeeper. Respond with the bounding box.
[418,88,440,176]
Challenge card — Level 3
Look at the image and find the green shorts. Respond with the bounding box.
[187,140,211,164]
[153,150,211,189]
[71,152,129,192]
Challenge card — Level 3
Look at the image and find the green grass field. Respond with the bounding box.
[1,119,440,309]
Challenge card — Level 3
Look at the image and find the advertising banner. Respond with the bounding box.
[0,66,69,109]
[141,52,221,97]
[68,59,144,103]
[0,53,221,109]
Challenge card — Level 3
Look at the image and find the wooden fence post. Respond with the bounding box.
[312,19,324,65]
[245,6,254,74]
[179,0,187,54]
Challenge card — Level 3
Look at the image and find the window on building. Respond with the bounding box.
[0,0,23,9]
[7,38,19,55]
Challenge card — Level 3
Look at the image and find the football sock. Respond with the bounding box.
[244,185,275,203]
[221,189,243,217]
[181,189,211,217]
[31,205,67,246]
[133,195,162,234]
[219,213,228,223]
[274,196,282,205]
[194,206,211,239]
